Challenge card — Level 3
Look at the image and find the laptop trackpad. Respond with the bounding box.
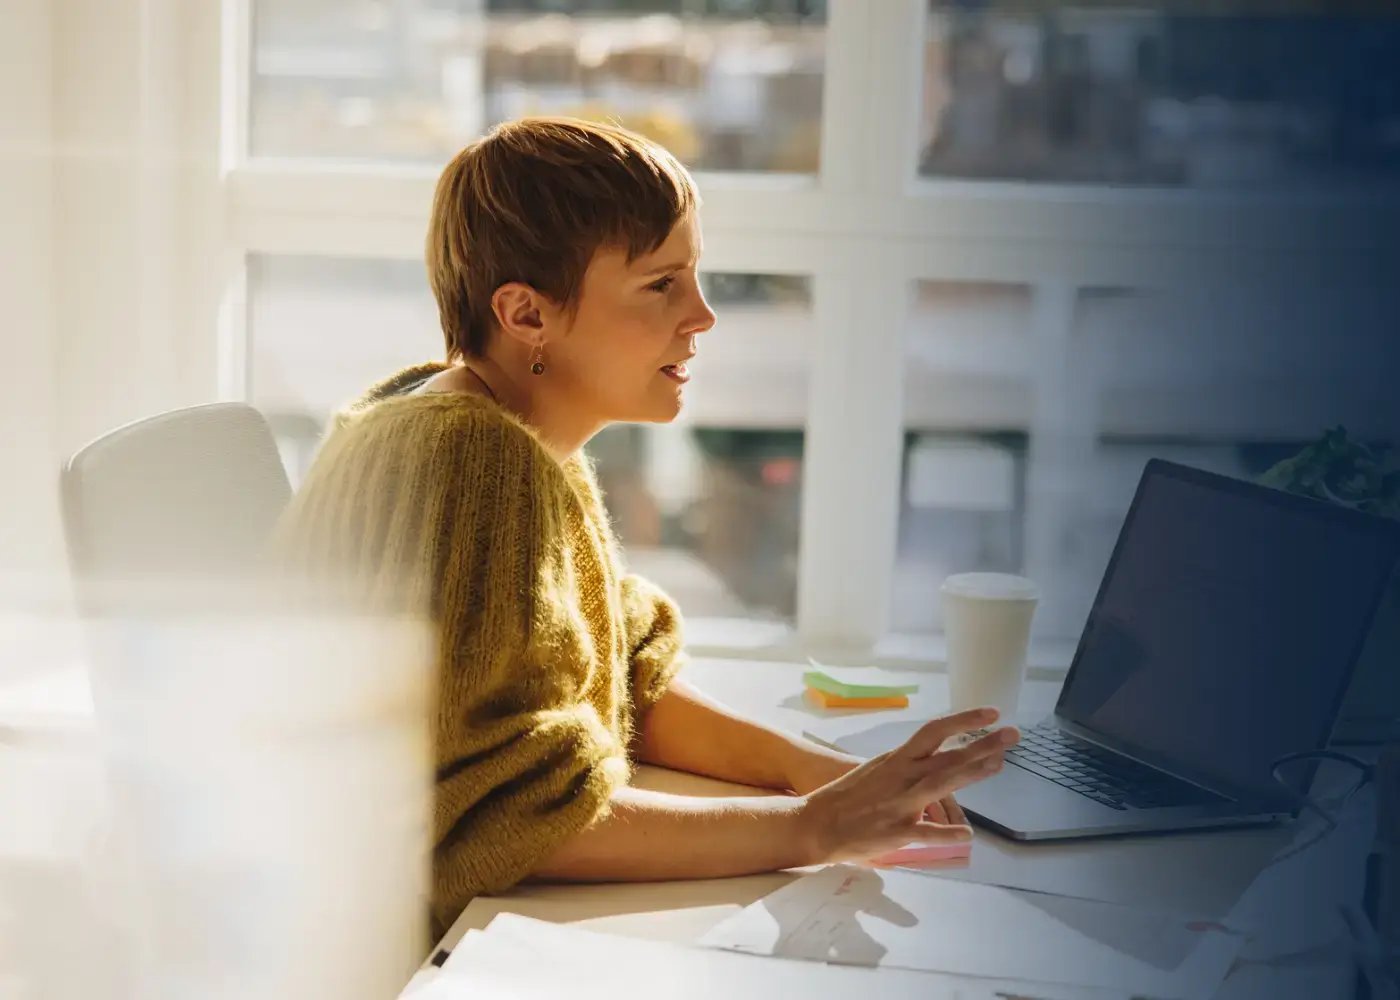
[956,761,1121,837]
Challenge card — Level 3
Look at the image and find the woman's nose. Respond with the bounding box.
[689,290,717,336]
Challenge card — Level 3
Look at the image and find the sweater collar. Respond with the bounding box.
[338,363,596,483]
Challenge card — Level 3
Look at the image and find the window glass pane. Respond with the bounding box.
[895,277,1395,642]
[919,2,1400,189]
[251,0,827,171]
[248,255,810,622]
[894,281,1029,637]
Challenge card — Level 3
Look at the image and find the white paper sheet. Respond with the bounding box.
[903,823,1287,918]
[421,912,1124,1000]
[830,718,951,757]
[699,866,1248,999]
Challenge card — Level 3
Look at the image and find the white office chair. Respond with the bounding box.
[60,403,292,611]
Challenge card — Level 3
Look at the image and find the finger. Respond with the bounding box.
[923,799,950,824]
[899,707,1000,759]
[929,725,1020,770]
[913,748,1007,801]
[907,820,975,845]
[943,796,968,827]
[894,729,1015,807]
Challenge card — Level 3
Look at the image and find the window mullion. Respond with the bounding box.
[794,0,927,658]
[1023,280,1094,636]
[220,0,252,174]
[862,0,928,198]
[817,0,874,194]
[796,252,908,658]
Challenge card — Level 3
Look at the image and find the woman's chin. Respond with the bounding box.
[606,396,684,425]
[641,378,687,421]
[641,397,684,424]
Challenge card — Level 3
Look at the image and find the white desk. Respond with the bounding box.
[0,656,1367,999]
[411,657,1366,1000]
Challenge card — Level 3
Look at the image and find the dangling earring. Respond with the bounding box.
[530,344,545,376]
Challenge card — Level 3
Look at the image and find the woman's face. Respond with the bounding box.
[547,212,716,424]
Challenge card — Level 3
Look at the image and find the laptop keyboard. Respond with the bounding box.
[1005,724,1223,811]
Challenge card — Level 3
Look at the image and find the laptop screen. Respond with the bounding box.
[1057,461,1399,801]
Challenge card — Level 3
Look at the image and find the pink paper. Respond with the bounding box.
[868,841,972,867]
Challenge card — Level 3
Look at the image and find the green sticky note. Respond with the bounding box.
[803,669,920,700]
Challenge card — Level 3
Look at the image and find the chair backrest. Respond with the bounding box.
[60,403,293,606]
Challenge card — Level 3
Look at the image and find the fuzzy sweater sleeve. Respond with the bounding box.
[272,397,631,933]
[620,572,688,717]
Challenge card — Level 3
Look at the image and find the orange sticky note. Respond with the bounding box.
[805,687,909,710]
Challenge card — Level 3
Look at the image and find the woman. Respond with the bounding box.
[273,117,1018,934]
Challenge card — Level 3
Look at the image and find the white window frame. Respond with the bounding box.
[216,0,1399,673]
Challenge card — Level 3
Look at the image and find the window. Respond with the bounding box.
[919,1,1400,190]
[251,0,827,171]
[249,256,440,485]
[893,282,1027,636]
[221,2,1399,667]
[893,274,1399,643]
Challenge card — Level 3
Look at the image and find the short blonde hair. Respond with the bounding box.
[426,117,700,361]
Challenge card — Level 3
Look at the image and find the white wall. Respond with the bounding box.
[50,0,224,449]
[0,0,63,601]
[0,0,223,606]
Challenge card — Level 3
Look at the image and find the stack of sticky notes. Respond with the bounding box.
[802,661,920,710]
[869,840,973,867]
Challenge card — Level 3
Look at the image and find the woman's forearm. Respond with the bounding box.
[534,708,1012,885]
[632,678,816,791]
[529,785,814,883]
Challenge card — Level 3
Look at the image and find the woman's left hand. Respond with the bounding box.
[785,742,965,826]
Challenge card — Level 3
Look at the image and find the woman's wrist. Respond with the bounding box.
[791,791,832,867]
[779,737,864,796]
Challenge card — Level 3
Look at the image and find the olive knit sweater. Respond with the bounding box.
[271,363,686,932]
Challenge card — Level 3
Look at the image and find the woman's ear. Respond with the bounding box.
[489,282,548,348]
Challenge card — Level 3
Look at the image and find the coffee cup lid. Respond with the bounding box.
[941,572,1039,600]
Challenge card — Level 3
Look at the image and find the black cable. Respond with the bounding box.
[1264,749,1374,867]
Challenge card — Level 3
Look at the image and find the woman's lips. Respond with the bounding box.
[660,362,690,383]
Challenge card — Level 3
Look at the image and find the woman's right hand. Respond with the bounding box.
[796,707,1019,865]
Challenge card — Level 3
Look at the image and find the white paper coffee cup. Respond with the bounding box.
[942,572,1039,722]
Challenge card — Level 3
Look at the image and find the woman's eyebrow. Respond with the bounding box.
[639,258,690,277]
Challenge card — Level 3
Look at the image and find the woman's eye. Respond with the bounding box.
[649,276,675,293]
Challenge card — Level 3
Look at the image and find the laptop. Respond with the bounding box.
[856,459,1400,841]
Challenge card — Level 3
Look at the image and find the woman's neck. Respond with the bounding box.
[452,356,604,464]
